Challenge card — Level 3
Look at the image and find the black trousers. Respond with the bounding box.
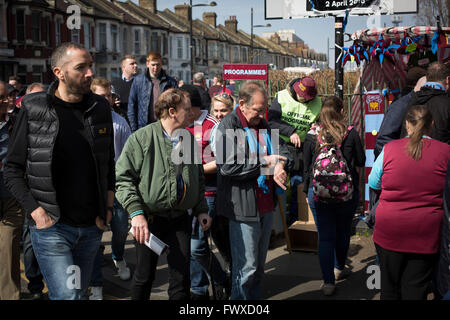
[375,243,438,300]
[211,215,232,273]
[131,213,191,300]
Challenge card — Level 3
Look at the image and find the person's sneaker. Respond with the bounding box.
[89,286,103,300]
[114,259,131,281]
[334,266,351,281]
[320,283,335,296]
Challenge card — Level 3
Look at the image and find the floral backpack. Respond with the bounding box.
[312,125,354,203]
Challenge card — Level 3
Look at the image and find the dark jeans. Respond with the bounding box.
[288,174,303,226]
[375,243,437,300]
[131,213,191,300]
[190,196,227,295]
[309,187,357,284]
[22,215,45,294]
[211,215,232,273]
[90,198,129,287]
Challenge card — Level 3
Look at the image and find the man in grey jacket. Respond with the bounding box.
[215,81,292,300]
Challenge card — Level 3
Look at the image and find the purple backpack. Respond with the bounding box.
[312,126,354,203]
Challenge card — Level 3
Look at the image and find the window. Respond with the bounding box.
[162,34,168,55]
[31,11,41,42]
[186,38,190,60]
[84,22,91,50]
[99,68,107,78]
[178,70,183,81]
[55,18,61,45]
[169,36,173,58]
[99,23,107,50]
[219,43,224,59]
[111,68,119,80]
[151,32,158,52]
[111,24,118,52]
[71,29,80,44]
[16,9,25,41]
[145,30,150,53]
[195,39,200,58]
[177,37,183,59]
[44,17,51,45]
[121,28,126,53]
[134,30,140,55]
[208,43,213,59]
[233,47,239,62]
[32,65,43,83]
[18,65,27,84]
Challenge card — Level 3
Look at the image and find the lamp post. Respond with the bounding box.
[189,1,217,78]
[250,7,271,64]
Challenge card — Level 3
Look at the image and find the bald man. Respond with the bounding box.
[4,42,115,300]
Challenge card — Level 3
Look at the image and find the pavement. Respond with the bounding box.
[20,219,382,300]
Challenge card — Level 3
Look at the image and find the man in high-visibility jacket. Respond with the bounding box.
[268,76,322,226]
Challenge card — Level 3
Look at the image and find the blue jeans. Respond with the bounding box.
[30,222,102,300]
[288,175,303,226]
[229,211,274,300]
[190,196,227,295]
[91,198,129,287]
[308,187,358,284]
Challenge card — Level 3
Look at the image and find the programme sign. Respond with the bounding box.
[222,64,268,80]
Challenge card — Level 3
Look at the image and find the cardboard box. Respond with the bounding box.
[288,221,318,252]
[287,184,318,252]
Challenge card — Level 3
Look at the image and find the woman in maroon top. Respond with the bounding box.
[369,105,450,300]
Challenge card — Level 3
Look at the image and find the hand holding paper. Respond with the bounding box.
[129,226,169,256]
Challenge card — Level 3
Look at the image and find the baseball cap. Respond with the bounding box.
[293,77,317,101]
[180,84,203,109]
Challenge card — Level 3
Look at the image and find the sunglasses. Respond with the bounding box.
[215,93,232,100]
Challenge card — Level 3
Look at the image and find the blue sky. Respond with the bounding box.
[131,0,418,67]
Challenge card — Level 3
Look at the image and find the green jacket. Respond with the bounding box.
[115,121,208,219]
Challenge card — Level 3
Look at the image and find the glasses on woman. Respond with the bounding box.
[215,93,232,100]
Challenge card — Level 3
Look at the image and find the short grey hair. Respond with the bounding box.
[238,81,267,106]
[26,82,45,94]
[193,72,205,84]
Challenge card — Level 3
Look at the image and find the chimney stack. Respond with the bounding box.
[174,4,190,21]
[203,12,217,28]
[225,16,238,33]
[140,0,157,14]
[271,33,281,45]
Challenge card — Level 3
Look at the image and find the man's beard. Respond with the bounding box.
[63,71,92,95]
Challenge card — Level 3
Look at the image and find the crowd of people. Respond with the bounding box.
[0,41,449,301]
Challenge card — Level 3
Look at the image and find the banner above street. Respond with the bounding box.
[307,0,377,12]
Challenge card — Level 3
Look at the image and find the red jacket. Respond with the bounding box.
[373,138,450,254]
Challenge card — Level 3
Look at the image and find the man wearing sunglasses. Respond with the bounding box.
[268,76,322,226]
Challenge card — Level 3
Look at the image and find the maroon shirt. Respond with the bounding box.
[373,138,450,254]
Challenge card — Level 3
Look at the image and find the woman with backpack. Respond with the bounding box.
[303,96,365,296]
[368,105,450,300]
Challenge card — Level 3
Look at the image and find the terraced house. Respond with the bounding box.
[1,0,326,84]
